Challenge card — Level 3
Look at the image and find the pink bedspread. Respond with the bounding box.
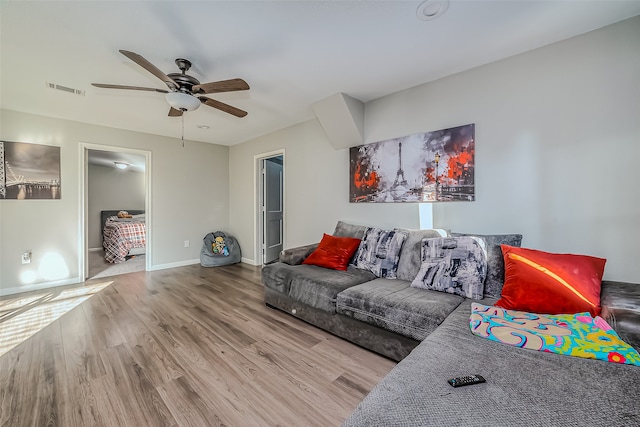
[103,217,146,263]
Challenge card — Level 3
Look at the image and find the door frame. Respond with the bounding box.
[253,149,285,266]
[78,142,152,280]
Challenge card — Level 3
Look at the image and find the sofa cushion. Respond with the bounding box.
[269,264,376,313]
[264,262,370,296]
[451,232,523,298]
[336,278,464,341]
[352,227,406,278]
[333,220,368,239]
[496,245,606,317]
[342,298,640,427]
[302,233,361,271]
[395,228,447,281]
[411,236,487,299]
[601,280,640,351]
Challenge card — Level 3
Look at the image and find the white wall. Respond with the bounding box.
[0,110,229,294]
[230,17,640,282]
[367,16,640,283]
[228,119,421,264]
[87,164,145,249]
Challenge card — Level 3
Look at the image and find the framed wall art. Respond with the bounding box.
[0,141,61,200]
[350,123,475,203]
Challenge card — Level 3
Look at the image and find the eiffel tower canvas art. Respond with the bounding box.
[349,124,475,203]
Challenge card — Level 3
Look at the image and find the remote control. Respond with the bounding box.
[447,374,486,387]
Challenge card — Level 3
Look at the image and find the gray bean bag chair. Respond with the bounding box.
[200,231,241,267]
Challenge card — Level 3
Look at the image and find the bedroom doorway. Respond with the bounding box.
[79,143,152,281]
[255,150,285,265]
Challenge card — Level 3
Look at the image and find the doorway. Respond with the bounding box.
[256,150,285,265]
[79,143,152,280]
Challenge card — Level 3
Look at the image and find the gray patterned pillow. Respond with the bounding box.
[451,232,523,298]
[353,227,406,278]
[394,228,448,281]
[411,236,487,299]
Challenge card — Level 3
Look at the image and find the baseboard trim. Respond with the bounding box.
[0,276,83,297]
[150,259,200,271]
[241,257,259,266]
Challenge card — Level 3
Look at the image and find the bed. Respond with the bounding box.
[101,210,146,263]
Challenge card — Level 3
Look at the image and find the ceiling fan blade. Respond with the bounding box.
[92,83,168,93]
[199,97,247,118]
[168,107,183,117]
[192,78,250,95]
[119,50,178,90]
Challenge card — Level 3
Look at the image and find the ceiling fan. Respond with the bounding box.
[92,50,249,117]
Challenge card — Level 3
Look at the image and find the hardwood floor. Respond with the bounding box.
[0,263,396,426]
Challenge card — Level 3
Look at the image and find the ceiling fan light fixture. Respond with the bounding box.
[165,92,201,111]
[114,161,129,170]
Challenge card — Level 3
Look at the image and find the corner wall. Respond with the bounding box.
[229,16,640,282]
[0,110,229,294]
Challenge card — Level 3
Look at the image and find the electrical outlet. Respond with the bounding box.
[184,240,190,248]
[22,250,32,264]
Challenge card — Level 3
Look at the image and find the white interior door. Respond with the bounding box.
[263,156,283,264]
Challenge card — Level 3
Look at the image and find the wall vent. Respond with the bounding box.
[45,82,85,96]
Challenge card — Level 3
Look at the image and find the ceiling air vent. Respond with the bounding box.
[45,82,85,96]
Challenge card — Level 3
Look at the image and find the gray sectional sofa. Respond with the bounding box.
[261,221,640,425]
[262,221,473,360]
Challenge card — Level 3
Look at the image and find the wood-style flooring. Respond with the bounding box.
[0,263,396,426]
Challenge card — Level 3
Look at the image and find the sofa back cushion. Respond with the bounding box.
[395,228,447,282]
[333,221,368,239]
[451,232,523,298]
[600,280,640,351]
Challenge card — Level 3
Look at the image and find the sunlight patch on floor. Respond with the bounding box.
[0,281,112,357]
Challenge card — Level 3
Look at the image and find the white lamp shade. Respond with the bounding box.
[165,92,201,111]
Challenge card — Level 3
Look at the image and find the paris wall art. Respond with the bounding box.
[349,123,475,203]
[0,141,61,200]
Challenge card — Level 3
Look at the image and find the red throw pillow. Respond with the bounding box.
[496,245,606,317]
[302,233,361,271]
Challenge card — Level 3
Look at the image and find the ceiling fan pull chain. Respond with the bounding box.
[181,114,185,148]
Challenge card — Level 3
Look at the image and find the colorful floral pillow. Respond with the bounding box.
[411,236,487,299]
[352,227,406,278]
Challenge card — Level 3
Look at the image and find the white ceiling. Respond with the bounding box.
[2,1,639,147]
[87,150,146,173]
